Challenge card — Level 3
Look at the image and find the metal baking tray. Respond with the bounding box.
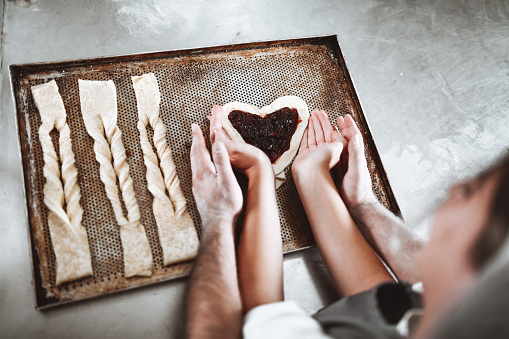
[10,35,400,309]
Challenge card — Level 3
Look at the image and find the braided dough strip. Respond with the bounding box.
[79,79,152,277]
[132,73,199,266]
[32,80,93,286]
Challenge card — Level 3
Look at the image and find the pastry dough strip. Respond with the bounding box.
[132,73,199,266]
[32,80,93,285]
[79,79,152,277]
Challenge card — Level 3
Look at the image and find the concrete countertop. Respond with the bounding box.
[1,0,508,338]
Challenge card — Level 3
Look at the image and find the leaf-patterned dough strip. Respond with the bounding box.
[132,73,199,266]
[32,80,93,285]
[79,79,152,277]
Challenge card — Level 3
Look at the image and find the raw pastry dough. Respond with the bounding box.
[132,73,199,265]
[79,79,152,277]
[222,96,310,188]
[32,80,93,286]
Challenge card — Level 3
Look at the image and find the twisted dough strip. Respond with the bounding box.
[32,80,93,286]
[133,73,198,266]
[79,79,152,277]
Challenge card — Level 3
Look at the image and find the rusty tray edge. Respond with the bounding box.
[9,35,339,75]
[8,68,46,310]
[331,40,401,217]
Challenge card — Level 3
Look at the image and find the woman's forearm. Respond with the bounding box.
[238,166,284,312]
[293,166,393,297]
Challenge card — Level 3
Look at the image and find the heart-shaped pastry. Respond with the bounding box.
[222,96,309,184]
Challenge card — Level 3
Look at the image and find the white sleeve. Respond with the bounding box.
[243,300,332,339]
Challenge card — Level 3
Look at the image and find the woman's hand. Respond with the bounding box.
[209,105,273,180]
[291,110,394,296]
[292,109,346,178]
[190,123,243,231]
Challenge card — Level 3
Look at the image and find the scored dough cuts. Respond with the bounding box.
[132,73,199,266]
[79,79,153,278]
[222,96,310,188]
[31,80,93,286]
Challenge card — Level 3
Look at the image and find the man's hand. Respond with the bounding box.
[190,122,243,230]
[187,122,244,339]
[334,114,422,283]
[335,114,377,208]
[209,105,273,180]
[292,109,346,177]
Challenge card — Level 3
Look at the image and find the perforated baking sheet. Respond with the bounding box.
[10,35,400,309]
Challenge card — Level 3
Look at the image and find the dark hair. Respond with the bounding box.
[470,153,509,270]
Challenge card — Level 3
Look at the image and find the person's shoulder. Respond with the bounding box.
[313,282,422,339]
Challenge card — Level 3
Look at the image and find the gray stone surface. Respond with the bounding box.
[0,0,507,337]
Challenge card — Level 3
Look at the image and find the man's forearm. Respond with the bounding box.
[238,167,283,312]
[348,200,425,283]
[186,219,242,339]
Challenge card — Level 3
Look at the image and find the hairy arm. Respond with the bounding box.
[345,197,423,284]
[336,114,425,283]
[292,110,393,297]
[186,123,243,339]
[210,106,283,313]
[187,219,242,338]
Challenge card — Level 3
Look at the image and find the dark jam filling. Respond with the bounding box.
[228,107,300,163]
